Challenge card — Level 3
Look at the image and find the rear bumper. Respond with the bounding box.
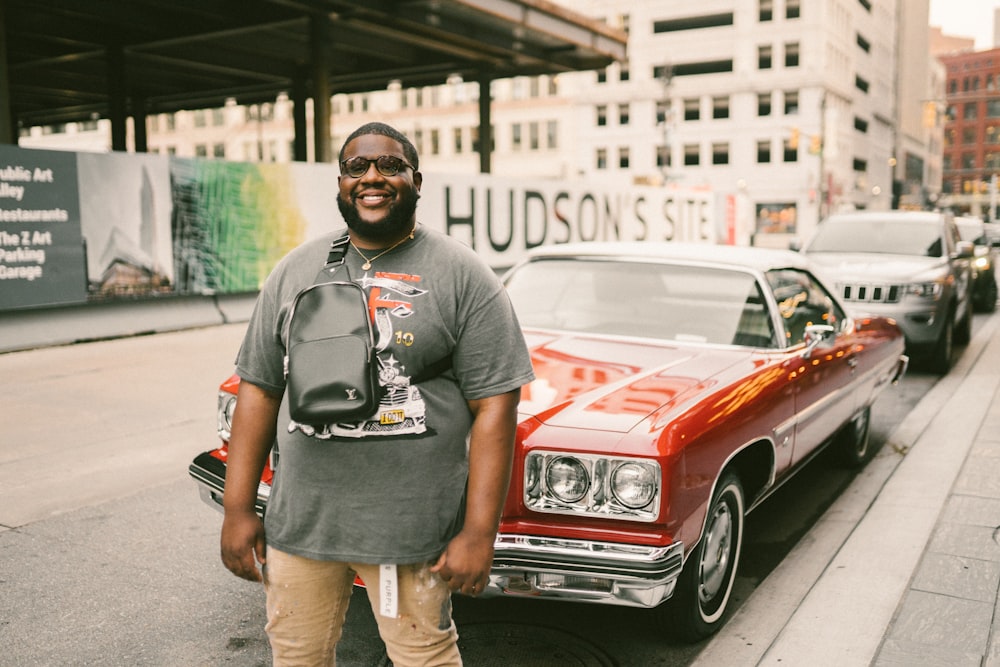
[483,533,685,608]
[188,452,268,517]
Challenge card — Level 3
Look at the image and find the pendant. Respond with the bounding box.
[362,261,372,270]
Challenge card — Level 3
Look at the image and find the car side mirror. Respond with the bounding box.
[955,240,975,259]
[803,324,836,357]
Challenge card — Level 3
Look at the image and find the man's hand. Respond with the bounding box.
[221,508,267,582]
[430,529,495,596]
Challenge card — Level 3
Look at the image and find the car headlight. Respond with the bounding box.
[217,391,237,441]
[974,256,991,271]
[611,462,658,509]
[545,456,590,503]
[524,451,661,521]
[906,281,942,299]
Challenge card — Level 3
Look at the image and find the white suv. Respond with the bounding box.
[800,211,974,373]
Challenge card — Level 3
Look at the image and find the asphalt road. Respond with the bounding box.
[0,321,944,666]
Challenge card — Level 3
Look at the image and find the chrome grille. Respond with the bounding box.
[840,283,902,304]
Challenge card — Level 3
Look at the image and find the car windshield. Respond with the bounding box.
[807,218,943,257]
[504,258,777,346]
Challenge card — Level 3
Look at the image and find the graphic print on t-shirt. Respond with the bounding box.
[288,269,430,440]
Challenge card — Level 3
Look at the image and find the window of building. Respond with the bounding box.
[784,42,800,68]
[858,0,872,11]
[963,128,977,144]
[987,127,1000,144]
[713,96,730,119]
[784,90,799,114]
[656,100,670,123]
[597,105,608,126]
[853,158,867,172]
[654,13,734,32]
[471,126,481,153]
[962,153,975,169]
[213,143,225,158]
[945,128,956,146]
[511,123,521,150]
[529,77,540,98]
[657,144,671,168]
[597,148,607,169]
[786,0,801,19]
[943,155,953,171]
[165,114,175,131]
[430,129,440,155]
[212,108,225,126]
[619,147,630,169]
[757,140,771,163]
[758,92,772,116]
[454,127,463,153]
[759,45,773,69]
[759,0,773,21]
[854,117,869,133]
[783,139,797,162]
[547,121,558,149]
[684,143,700,166]
[620,103,630,125]
[857,33,871,52]
[684,98,700,121]
[987,152,1000,170]
[988,100,1000,118]
[712,143,729,165]
[193,110,207,128]
[597,68,607,84]
[855,75,870,93]
[529,122,540,150]
[413,129,424,155]
[965,103,978,120]
[195,144,208,156]
[620,65,630,82]
[655,61,733,78]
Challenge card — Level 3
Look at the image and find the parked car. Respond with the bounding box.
[798,210,974,373]
[189,242,907,642]
[955,216,998,313]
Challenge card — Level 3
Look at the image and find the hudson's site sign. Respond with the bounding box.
[0,145,715,311]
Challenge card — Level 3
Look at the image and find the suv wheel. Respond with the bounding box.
[928,313,954,374]
[955,301,972,344]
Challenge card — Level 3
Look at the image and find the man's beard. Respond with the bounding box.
[337,189,419,243]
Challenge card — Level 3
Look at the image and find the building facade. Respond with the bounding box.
[20,0,942,245]
[938,47,1000,220]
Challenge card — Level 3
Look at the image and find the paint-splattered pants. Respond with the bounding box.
[263,547,461,666]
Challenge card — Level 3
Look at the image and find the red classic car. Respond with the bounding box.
[189,242,907,641]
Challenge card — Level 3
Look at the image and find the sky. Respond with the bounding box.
[929,0,999,49]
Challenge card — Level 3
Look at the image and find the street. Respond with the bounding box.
[0,320,946,666]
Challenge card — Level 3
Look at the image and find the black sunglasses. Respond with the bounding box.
[340,155,414,178]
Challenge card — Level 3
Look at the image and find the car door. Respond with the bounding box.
[766,268,857,466]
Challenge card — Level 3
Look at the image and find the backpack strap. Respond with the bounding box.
[316,231,351,282]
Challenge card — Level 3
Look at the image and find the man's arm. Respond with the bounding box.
[220,380,281,582]
[431,388,520,595]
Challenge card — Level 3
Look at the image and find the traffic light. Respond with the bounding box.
[789,127,800,149]
[808,134,822,155]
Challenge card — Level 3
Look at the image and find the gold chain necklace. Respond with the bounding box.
[350,227,416,270]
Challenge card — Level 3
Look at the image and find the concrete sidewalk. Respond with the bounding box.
[695,310,1000,666]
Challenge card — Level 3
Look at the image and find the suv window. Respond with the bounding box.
[808,218,943,257]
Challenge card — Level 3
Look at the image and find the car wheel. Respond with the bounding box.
[836,406,873,467]
[983,279,998,314]
[927,313,953,374]
[662,472,745,642]
[955,301,972,345]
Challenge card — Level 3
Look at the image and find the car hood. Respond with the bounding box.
[805,252,949,281]
[518,329,751,433]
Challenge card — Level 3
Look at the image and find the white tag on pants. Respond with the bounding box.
[379,564,398,618]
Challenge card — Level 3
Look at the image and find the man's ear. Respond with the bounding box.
[413,171,423,191]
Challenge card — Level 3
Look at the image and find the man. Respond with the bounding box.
[220,122,534,665]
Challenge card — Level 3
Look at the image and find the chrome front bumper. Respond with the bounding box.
[484,533,685,608]
[188,452,269,517]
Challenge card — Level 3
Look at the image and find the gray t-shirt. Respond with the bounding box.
[235,226,534,564]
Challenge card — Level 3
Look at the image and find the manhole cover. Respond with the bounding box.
[375,623,615,666]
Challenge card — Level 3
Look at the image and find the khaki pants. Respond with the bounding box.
[263,547,461,667]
